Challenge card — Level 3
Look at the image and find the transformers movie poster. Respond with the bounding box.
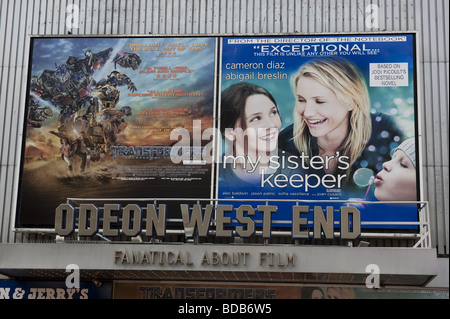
[16,36,216,227]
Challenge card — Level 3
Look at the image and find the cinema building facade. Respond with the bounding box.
[0,0,448,300]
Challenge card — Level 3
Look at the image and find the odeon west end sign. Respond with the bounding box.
[54,202,362,240]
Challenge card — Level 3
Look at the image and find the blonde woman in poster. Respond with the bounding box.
[278,57,405,198]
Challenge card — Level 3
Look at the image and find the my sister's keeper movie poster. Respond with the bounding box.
[217,34,419,231]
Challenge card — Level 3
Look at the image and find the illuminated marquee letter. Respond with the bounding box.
[313,206,334,239]
[340,207,361,239]
[78,204,99,237]
[145,204,167,237]
[103,204,121,237]
[55,204,76,236]
[122,204,142,237]
[258,205,277,239]
[180,204,213,237]
[235,205,255,238]
[292,206,309,239]
[216,205,233,237]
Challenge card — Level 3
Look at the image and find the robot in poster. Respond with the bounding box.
[28,47,141,165]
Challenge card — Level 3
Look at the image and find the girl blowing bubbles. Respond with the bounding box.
[374,138,417,201]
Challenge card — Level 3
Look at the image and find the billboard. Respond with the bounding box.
[217,34,419,231]
[15,33,420,237]
[16,36,217,227]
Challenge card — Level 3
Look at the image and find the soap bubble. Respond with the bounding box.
[353,167,374,187]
